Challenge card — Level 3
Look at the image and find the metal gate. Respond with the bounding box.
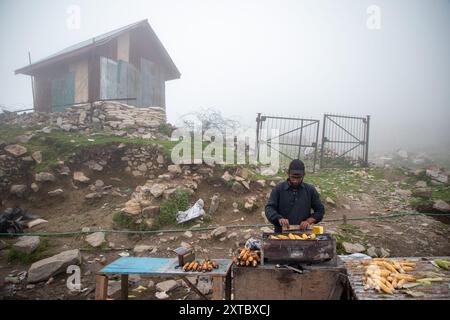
[320,114,370,168]
[256,114,320,172]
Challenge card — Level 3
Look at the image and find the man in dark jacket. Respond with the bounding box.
[265,159,324,233]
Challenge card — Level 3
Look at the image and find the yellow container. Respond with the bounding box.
[313,225,324,235]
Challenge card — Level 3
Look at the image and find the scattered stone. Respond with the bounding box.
[231,182,245,193]
[32,151,42,164]
[137,164,148,172]
[244,200,256,211]
[379,248,390,258]
[150,184,167,198]
[27,219,48,229]
[221,171,233,183]
[412,188,432,198]
[94,180,105,189]
[396,189,412,197]
[367,246,377,257]
[426,169,448,184]
[155,291,169,300]
[133,245,155,254]
[4,144,27,157]
[10,184,27,197]
[260,227,273,234]
[168,164,182,174]
[156,155,165,164]
[343,204,351,210]
[88,161,103,172]
[209,194,220,215]
[31,183,39,193]
[156,279,179,293]
[123,200,141,215]
[415,181,427,188]
[35,172,55,182]
[13,236,40,254]
[227,232,238,239]
[342,242,366,254]
[74,171,90,183]
[211,226,227,238]
[85,192,102,200]
[326,197,335,206]
[256,180,266,188]
[48,189,64,197]
[15,135,33,144]
[27,249,81,283]
[183,231,193,238]
[85,232,106,248]
[433,200,450,213]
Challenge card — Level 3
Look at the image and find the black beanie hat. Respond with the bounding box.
[288,159,305,174]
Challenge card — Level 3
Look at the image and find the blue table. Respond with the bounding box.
[95,257,233,300]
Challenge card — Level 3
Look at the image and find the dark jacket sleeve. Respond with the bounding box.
[310,185,325,223]
[265,184,284,225]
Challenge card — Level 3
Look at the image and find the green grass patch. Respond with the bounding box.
[112,211,148,231]
[7,238,49,264]
[156,191,190,226]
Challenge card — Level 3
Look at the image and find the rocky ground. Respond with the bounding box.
[0,119,449,300]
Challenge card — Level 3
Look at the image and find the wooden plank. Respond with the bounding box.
[95,274,108,300]
[212,276,224,300]
[121,274,128,300]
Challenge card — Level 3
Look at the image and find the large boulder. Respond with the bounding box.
[27,249,81,283]
[4,144,27,157]
[13,236,40,254]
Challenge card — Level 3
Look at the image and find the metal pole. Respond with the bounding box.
[364,115,371,167]
[28,52,36,111]
[256,113,261,162]
[313,120,320,173]
[320,114,327,169]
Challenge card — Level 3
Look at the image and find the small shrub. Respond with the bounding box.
[157,191,189,226]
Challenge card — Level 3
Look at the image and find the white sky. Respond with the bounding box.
[0,0,449,154]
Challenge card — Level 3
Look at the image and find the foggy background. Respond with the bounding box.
[0,0,449,156]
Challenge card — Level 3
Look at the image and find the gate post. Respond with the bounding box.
[256,113,261,162]
[364,115,370,167]
[320,114,327,169]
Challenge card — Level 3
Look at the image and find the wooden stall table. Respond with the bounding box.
[95,257,233,300]
[344,256,450,300]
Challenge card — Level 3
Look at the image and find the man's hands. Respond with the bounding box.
[299,217,316,230]
[278,218,290,229]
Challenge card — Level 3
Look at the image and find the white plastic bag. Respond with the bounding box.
[176,199,205,224]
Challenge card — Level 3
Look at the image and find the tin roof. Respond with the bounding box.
[15,19,180,80]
